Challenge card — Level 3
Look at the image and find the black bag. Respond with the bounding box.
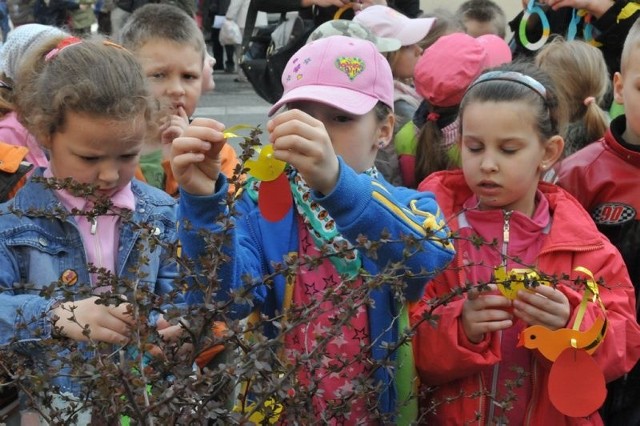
[240,1,315,104]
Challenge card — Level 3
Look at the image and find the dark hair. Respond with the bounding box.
[414,103,459,185]
[459,61,566,143]
[456,0,507,38]
[15,35,154,144]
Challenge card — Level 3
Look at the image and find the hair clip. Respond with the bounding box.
[102,40,126,50]
[0,79,12,91]
[45,36,82,62]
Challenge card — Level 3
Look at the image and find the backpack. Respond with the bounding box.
[240,1,314,104]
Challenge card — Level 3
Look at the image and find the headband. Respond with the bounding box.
[464,70,548,105]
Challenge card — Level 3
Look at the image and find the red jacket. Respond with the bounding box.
[411,170,640,425]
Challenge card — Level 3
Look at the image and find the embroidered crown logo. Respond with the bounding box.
[335,57,365,80]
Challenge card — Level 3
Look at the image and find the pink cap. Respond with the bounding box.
[268,35,394,116]
[414,32,511,108]
[353,5,436,46]
[477,34,512,68]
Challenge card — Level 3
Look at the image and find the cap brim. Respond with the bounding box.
[375,36,402,53]
[268,85,379,116]
[396,17,436,45]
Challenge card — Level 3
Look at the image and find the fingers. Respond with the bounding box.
[462,288,513,342]
[513,286,570,329]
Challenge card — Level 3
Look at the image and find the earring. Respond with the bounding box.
[377,141,385,148]
[541,164,547,170]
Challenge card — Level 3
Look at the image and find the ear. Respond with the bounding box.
[374,112,395,150]
[39,134,52,150]
[613,72,624,105]
[540,135,564,172]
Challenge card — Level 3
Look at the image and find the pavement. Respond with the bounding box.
[194,69,273,152]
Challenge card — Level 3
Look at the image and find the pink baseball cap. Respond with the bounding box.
[414,32,511,108]
[268,35,394,116]
[477,34,512,68]
[353,5,436,46]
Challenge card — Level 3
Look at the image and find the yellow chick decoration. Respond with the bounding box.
[494,266,551,300]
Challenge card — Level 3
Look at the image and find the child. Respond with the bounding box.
[118,3,239,197]
[456,0,507,39]
[0,23,68,169]
[410,62,640,424]
[0,35,189,423]
[395,32,511,188]
[353,5,436,185]
[536,37,610,158]
[172,35,456,422]
[556,19,640,425]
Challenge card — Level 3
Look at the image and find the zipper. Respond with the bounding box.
[524,358,538,425]
[90,217,103,286]
[501,210,513,267]
[487,210,512,424]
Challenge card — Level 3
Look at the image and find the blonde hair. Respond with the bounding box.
[535,38,609,154]
[15,35,153,144]
[621,18,640,74]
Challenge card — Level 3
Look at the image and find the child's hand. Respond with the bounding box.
[170,117,227,196]
[513,285,570,330]
[156,314,186,342]
[462,284,513,343]
[51,297,133,344]
[268,109,339,195]
[160,106,190,160]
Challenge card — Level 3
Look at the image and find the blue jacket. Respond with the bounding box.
[178,158,455,416]
[0,169,181,395]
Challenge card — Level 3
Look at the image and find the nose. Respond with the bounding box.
[166,76,186,97]
[479,154,499,173]
[97,162,119,188]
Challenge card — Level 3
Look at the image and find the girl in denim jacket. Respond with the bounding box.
[0,35,204,424]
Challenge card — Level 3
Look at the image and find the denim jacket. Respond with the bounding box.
[0,169,181,395]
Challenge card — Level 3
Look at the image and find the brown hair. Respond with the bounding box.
[118,3,205,60]
[14,35,153,144]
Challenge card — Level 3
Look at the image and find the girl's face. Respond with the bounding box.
[289,101,393,173]
[460,100,562,216]
[392,44,422,80]
[46,111,146,195]
[137,39,203,117]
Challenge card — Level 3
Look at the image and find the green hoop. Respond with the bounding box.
[519,4,551,51]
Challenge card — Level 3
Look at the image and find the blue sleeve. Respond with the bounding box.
[177,175,263,318]
[315,158,455,301]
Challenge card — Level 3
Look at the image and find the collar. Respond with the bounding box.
[607,115,640,167]
[44,168,135,213]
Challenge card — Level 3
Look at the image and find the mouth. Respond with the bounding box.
[476,181,502,196]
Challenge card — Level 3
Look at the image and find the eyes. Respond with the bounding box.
[464,140,520,155]
[148,72,201,81]
[78,154,139,162]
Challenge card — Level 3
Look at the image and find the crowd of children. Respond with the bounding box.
[1,0,640,424]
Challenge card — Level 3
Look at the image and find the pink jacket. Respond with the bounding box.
[411,170,640,425]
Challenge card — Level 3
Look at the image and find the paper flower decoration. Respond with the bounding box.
[224,125,292,222]
[244,145,292,222]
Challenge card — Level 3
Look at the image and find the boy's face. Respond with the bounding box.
[463,18,500,38]
[614,50,640,146]
[137,39,203,117]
